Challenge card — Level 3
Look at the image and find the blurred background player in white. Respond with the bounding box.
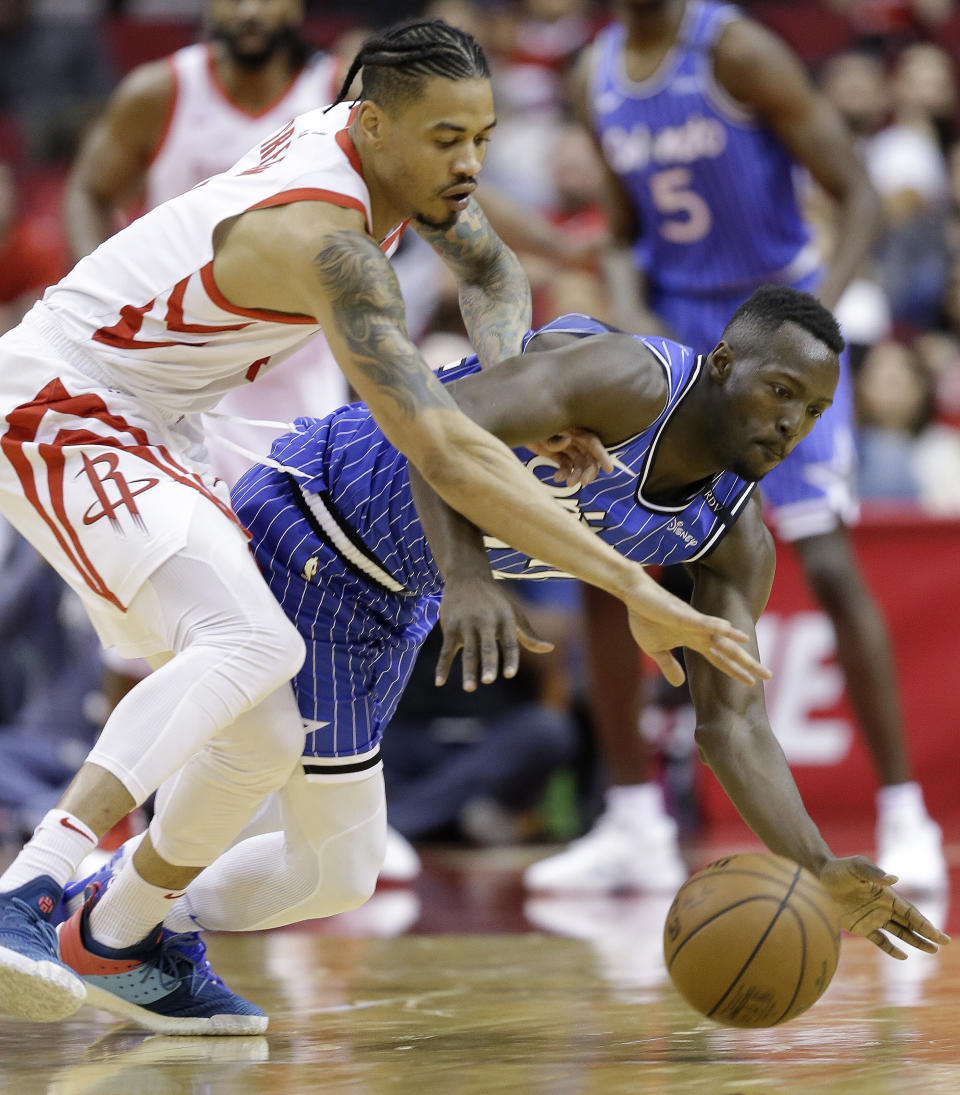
[524,0,947,898]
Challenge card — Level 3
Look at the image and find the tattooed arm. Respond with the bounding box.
[414,197,531,366]
[211,202,769,686]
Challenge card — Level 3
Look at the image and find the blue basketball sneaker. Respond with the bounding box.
[57,885,267,1035]
[0,875,87,1021]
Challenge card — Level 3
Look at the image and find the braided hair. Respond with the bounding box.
[329,18,490,113]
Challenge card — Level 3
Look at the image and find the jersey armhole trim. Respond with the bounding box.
[199,259,317,325]
[247,186,367,218]
[144,54,179,170]
[686,481,758,561]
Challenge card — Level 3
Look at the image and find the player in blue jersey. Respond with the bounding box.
[527,0,946,896]
[59,290,948,978]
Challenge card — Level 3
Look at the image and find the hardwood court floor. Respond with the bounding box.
[2,826,960,1095]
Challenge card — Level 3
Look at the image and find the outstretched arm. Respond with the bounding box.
[410,332,759,687]
[413,197,532,365]
[687,498,947,957]
[215,202,768,684]
[687,500,834,870]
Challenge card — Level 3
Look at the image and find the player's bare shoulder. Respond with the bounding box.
[107,58,177,153]
[712,13,809,108]
[528,328,671,443]
[592,331,671,412]
[212,199,373,318]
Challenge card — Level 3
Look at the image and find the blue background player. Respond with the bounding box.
[538,0,946,895]
[69,291,948,967]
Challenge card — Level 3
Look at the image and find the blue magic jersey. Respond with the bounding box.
[231,313,756,764]
[590,0,814,298]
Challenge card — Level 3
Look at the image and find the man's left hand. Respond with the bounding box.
[435,575,553,690]
[819,855,950,959]
[528,427,614,487]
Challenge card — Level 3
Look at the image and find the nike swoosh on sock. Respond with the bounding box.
[60,817,96,842]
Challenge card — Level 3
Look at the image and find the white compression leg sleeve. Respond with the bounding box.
[168,766,387,932]
[145,685,306,867]
[86,501,306,860]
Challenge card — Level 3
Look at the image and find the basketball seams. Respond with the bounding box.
[673,867,792,904]
[666,893,787,969]
[676,864,841,949]
[705,865,802,1021]
[788,882,842,958]
[773,905,807,1023]
[703,854,799,881]
[664,853,841,1027]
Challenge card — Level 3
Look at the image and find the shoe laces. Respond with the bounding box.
[0,897,59,955]
[140,931,225,995]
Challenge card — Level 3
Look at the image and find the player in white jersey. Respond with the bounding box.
[0,19,767,1034]
[60,0,370,871]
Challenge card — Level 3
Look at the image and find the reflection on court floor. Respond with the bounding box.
[1,833,957,1095]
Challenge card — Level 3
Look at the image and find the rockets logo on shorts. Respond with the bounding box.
[78,451,160,533]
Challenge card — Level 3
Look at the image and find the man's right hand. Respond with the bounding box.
[625,580,770,687]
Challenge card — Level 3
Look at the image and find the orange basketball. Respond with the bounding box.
[663,852,841,1027]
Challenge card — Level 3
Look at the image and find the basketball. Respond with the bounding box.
[663,852,842,1028]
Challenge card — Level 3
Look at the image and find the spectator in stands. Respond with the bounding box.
[856,337,960,511]
[821,45,955,330]
[891,42,957,154]
[0,0,114,159]
[819,49,890,140]
[0,518,102,839]
[811,53,893,356]
[0,161,66,335]
[855,339,931,501]
[824,0,954,50]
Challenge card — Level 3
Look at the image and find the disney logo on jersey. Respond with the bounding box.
[599,115,727,174]
[665,516,699,548]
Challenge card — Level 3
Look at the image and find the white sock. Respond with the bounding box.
[88,859,187,950]
[163,892,207,935]
[0,810,98,893]
[876,781,926,819]
[605,783,668,827]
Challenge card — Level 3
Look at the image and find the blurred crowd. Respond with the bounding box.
[1,0,960,852]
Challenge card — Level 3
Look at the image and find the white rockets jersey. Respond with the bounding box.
[37,102,408,419]
[145,43,340,209]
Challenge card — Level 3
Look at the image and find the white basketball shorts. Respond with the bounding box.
[0,311,248,656]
